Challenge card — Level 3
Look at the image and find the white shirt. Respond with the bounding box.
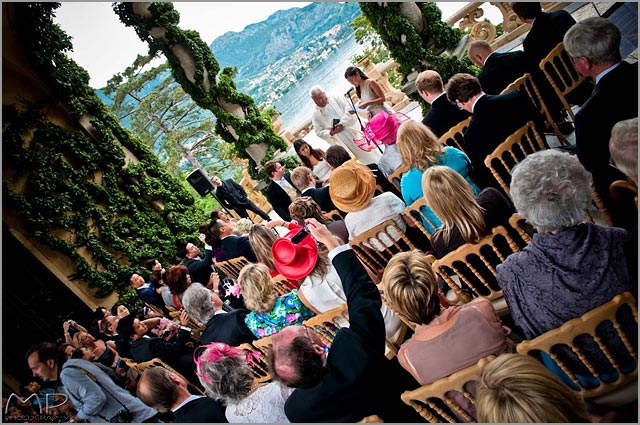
[172,395,204,412]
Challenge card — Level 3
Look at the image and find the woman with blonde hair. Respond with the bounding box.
[422,165,512,258]
[476,353,589,423]
[238,263,314,338]
[397,120,480,234]
[381,250,512,421]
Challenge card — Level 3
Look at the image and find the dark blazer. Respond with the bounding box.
[575,61,638,230]
[284,249,421,422]
[220,235,257,262]
[199,309,257,347]
[264,172,299,222]
[137,285,165,310]
[215,179,248,208]
[422,93,471,138]
[464,91,544,190]
[130,328,191,364]
[301,186,336,213]
[522,10,576,68]
[173,396,227,423]
[478,51,528,95]
[183,248,214,286]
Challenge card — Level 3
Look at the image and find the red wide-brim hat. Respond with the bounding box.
[272,228,318,280]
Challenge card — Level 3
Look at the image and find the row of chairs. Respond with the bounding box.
[400,291,638,422]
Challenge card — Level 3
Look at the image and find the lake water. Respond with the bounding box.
[275,35,365,131]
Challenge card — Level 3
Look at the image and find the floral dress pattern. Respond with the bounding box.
[244,289,314,338]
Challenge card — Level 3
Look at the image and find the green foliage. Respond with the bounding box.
[113,2,288,181]
[6,3,206,298]
[358,2,476,114]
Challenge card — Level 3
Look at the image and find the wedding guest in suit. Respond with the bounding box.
[290,166,336,213]
[181,282,256,347]
[117,310,197,382]
[137,366,227,423]
[211,176,270,221]
[180,233,215,287]
[268,218,421,422]
[415,69,471,137]
[210,219,257,262]
[263,160,300,222]
[446,73,544,190]
[564,16,638,231]
[467,40,528,95]
[129,273,166,312]
[512,2,591,128]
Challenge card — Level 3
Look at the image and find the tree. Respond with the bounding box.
[114,2,289,180]
[104,55,238,180]
[358,2,477,112]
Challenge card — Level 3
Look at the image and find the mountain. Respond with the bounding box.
[210,2,361,105]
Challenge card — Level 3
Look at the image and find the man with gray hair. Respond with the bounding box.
[310,85,381,164]
[564,16,638,230]
[181,282,256,346]
[137,366,227,423]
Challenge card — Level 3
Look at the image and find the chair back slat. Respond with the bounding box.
[235,342,273,384]
[323,209,344,221]
[349,219,415,282]
[516,291,638,400]
[438,117,472,152]
[404,197,439,239]
[507,212,534,246]
[401,355,496,423]
[484,121,548,195]
[214,256,251,281]
[539,42,594,121]
[502,72,569,145]
[431,226,520,309]
[387,167,405,193]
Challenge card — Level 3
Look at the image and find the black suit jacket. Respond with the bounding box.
[199,309,257,347]
[478,51,528,95]
[301,186,336,213]
[130,328,191,364]
[522,10,576,69]
[464,91,544,189]
[264,172,299,222]
[183,248,214,286]
[220,235,257,262]
[284,249,421,422]
[215,179,248,208]
[422,93,471,138]
[575,61,638,229]
[173,396,227,423]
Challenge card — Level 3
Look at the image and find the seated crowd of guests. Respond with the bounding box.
[17,6,637,423]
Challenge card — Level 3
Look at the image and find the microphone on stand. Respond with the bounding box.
[345,87,355,97]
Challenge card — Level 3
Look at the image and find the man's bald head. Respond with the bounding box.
[468,40,494,67]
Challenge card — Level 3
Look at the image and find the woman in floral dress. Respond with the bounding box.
[238,263,314,338]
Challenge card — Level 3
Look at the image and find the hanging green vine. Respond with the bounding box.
[5,3,205,302]
[359,2,477,114]
[113,2,288,180]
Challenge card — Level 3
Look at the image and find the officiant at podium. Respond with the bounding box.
[310,85,382,164]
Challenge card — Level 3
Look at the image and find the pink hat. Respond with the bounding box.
[272,228,318,280]
[364,111,410,145]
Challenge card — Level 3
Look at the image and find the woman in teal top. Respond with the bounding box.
[397,121,480,234]
[238,263,314,338]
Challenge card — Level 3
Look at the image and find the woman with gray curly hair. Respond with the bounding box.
[496,150,633,384]
[195,342,293,422]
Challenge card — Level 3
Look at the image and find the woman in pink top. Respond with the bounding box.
[381,250,513,419]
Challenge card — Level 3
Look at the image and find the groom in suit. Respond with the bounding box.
[415,70,471,138]
[263,160,300,222]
